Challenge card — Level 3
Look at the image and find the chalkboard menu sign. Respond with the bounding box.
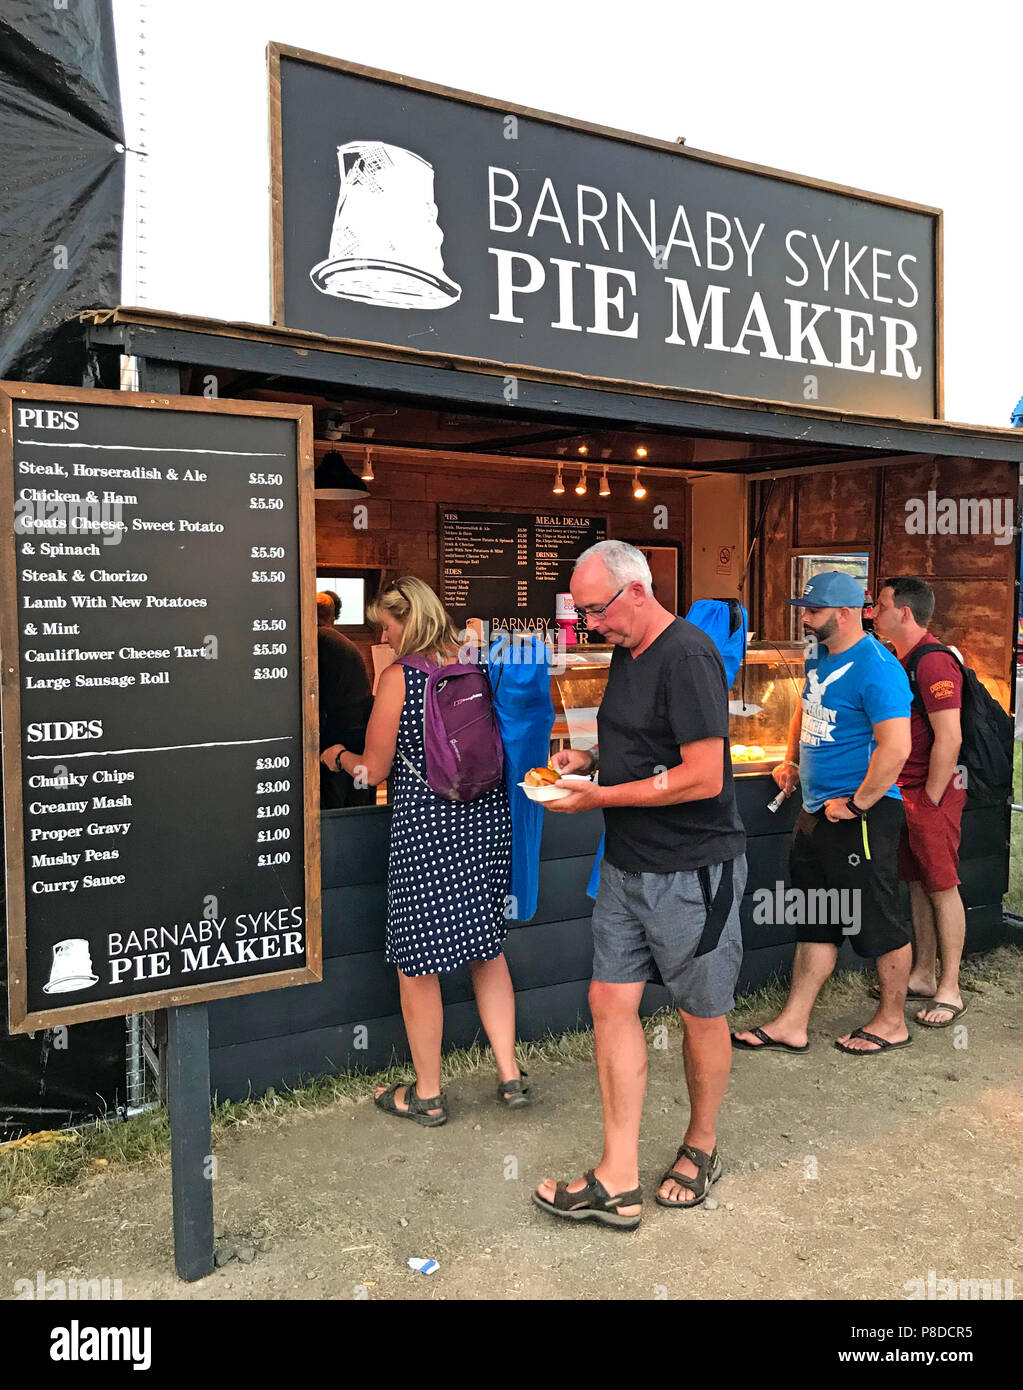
[0,384,321,1031]
[440,509,606,634]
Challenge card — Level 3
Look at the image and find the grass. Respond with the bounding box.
[1007,741,1023,917]
[4,944,1021,1208]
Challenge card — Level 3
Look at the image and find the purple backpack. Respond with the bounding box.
[396,653,504,801]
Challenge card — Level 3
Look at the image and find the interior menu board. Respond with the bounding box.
[441,509,606,634]
[0,384,321,1031]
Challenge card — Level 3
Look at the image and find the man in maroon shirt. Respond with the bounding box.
[872,578,967,1027]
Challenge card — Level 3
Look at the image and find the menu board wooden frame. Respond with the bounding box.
[0,383,321,1031]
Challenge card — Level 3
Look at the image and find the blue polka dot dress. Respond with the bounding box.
[387,664,512,976]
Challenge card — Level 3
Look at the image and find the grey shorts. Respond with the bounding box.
[591,854,747,1017]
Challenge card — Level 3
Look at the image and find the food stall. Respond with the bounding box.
[10,45,1021,1106]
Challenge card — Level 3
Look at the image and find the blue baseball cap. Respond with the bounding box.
[785,570,866,608]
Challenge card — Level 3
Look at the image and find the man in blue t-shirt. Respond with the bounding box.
[732,571,915,1057]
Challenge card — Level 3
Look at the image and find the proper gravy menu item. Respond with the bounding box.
[441,509,606,634]
[0,384,321,1030]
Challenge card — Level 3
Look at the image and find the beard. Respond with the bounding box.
[804,614,838,645]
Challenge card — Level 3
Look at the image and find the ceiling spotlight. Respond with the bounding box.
[632,467,647,500]
[598,469,611,497]
[360,447,375,482]
[552,468,565,495]
[635,445,648,459]
[575,465,588,496]
[577,444,589,455]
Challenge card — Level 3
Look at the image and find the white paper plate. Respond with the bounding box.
[518,773,592,803]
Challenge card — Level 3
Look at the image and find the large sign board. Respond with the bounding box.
[1,384,321,1031]
[270,46,942,419]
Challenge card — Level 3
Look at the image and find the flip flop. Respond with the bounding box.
[731,1026,809,1054]
[868,984,934,1002]
[914,1001,968,1029]
[835,1027,913,1056]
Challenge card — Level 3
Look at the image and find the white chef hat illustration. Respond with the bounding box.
[310,141,461,310]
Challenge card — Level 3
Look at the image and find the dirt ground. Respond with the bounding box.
[2,949,1022,1302]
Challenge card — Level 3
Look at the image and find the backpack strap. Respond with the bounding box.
[904,642,960,718]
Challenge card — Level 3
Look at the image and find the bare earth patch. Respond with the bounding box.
[2,947,1022,1301]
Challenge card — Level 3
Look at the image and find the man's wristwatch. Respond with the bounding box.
[845,796,867,817]
[334,747,347,773]
[587,749,599,775]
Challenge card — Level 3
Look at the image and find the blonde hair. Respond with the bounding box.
[368,576,460,662]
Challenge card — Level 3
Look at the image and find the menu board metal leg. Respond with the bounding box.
[166,1002,214,1282]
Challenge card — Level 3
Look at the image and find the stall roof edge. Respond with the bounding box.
[79,307,1023,463]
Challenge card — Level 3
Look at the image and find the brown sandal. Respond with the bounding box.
[531,1169,642,1229]
[374,1081,447,1127]
[656,1143,722,1209]
[497,1071,531,1107]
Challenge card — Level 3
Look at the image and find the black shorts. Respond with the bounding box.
[788,796,909,959]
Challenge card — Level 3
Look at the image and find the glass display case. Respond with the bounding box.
[728,640,805,775]
[547,639,807,775]
[550,645,613,754]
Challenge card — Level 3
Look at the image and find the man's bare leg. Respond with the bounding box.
[731,941,838,1049]
[658,1012,732,1203]
[916,887,966,1024]
[535,980,645,1215]
[837,942,912,1049]
[907,880,939,997]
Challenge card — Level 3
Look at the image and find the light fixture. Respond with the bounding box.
[360,447,375,482]
[552,467,565,495]
[600,447,612,459]
[574,465,588,496]
[315,449,369,499]
[598,468,611,497]
[577,443,589,455]
[635,445,648,459]
[632,467,647,500]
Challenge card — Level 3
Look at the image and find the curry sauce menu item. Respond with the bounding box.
[440,509,606,634]
[0,385,321,1030]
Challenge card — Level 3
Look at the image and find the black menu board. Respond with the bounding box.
[0,385,321,1031]
[441,509,606,635]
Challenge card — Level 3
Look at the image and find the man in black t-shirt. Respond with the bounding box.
[533,542,747,1230]
[315,592,375,809]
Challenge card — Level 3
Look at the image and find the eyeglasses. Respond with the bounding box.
[573,587,625,623]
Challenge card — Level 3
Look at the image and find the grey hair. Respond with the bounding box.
[573,539,653,595]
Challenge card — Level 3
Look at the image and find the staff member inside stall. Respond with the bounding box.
[315,592,375,809]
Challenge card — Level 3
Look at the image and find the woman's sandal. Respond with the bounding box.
[374,1081,447,1127]
[531,1169,642,1229]
[497,1070,531,1107]
[655,1143,723,1209]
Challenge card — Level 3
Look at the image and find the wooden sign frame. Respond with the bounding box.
[0,383,321,1031]
[268,42,944,420]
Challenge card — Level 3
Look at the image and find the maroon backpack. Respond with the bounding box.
[396,653,504,801]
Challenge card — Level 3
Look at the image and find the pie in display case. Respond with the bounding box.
[728,640,805,775]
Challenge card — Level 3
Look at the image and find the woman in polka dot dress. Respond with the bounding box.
[324,577,528,1125]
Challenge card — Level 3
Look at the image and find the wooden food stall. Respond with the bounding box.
[20,45,1020,1103]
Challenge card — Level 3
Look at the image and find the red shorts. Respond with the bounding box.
[897,783,966,892]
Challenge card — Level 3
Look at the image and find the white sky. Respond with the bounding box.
[112,0,1023,428]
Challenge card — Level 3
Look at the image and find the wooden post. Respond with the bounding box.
[166,1003,214,1282]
